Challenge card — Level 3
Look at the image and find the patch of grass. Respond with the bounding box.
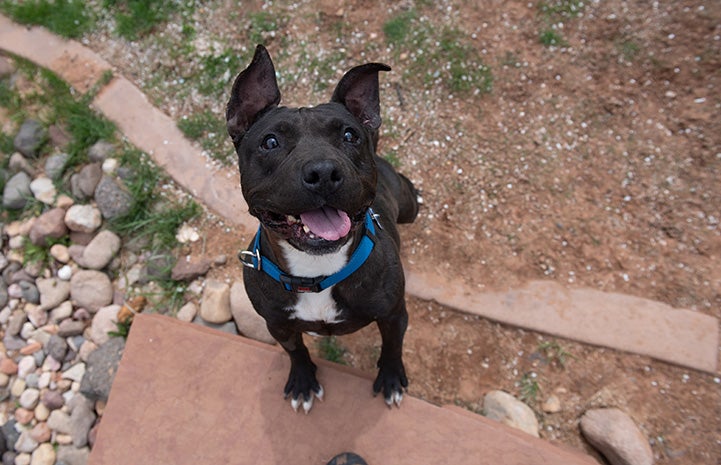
[519,372,540,404]
[436,28,493,94]
[178,112,214,140]
[103,0,179,40]
[177,110,231,164]
[0,132,14,157]
[248,11,282,44]
[538,0,585,18]
[383,10,417,45]
[308,50,347,92]
[108,318,132,338]
[317,336,347,365]
[382,12,492,95]
[23,236,69,267]
[4,64,116,167]
[617,39,641,62]
[539,29,566,47]
[0,78,22,112]
[537,0,584,48]
[1,0,93,38]
[23,240,50,266]
[110,148,201,249]
[197,49,245,96]
[538,340,575,368]
[178,110,225,146]
[154,278,188,312]
[39,70,116,167]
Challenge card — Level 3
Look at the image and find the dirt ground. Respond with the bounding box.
[84,0,720,463]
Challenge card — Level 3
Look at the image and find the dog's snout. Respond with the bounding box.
[302,160,344,195]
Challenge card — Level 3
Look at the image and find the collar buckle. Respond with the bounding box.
[279,274,326,293]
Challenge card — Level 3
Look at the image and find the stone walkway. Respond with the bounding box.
[91,314,600,465]
[1,14,716,374]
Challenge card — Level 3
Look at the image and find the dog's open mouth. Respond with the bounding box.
[258,206,359,245]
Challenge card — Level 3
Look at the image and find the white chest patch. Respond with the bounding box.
[280,241,351,324]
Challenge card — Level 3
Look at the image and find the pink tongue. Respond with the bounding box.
[300,207,351,241]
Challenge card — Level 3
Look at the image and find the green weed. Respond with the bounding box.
[23,236,69,267]
[110,148,200,249]
[5,65,116,167]
[436,28,493,94]
[0,78,22,112]
[519,372,540,404]
[248,11,282,44]
[618,39,641,62]
[1,0,93,38]
[178,110,223,142]
[537,0,584,48]
[538,0,585,18]
[538,340,575,367]
[383,10,417,46]
[317,336,347,365]
[108,318,133,338]
[178,111,232,164]
[539,29,566,47]
[197,49,245,96]
[155,278,189,312]
[382,12,492,95]
[104,0,179,40]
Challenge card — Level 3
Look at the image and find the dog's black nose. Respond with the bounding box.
[302,160,344,195]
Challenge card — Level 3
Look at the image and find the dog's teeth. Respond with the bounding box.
[291,397,301,412]
[315,385,324,402]
[302,224,310,233]
[286,215,296,224]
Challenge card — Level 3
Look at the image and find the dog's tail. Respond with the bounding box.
[376,157,419,224]
[396,173,420,224]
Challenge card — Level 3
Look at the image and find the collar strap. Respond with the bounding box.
[238,209,380,293]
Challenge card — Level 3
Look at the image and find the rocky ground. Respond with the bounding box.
[1,0,721,463]
[0,57,277,465]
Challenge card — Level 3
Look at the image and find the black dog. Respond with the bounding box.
[226,45,418,413]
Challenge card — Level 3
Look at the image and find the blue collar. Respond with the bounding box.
[239,209,380,293]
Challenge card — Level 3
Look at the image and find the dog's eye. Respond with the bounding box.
[343,128,360,145]
[261,135,279,151]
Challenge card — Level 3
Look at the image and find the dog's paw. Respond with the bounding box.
[372,361,408,408]
[283,365,324,414]
[288,384,324,414]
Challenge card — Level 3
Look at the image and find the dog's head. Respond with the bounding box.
[226,45,390,254]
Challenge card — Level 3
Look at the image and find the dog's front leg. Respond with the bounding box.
[270,328,324,413]
[373,305,409,407]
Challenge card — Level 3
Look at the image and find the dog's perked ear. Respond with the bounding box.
[331,63,391,131]
[226,45,281,146]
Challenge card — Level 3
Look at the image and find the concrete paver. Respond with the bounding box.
[0,15,111,92]
[92,76,253,227]
[406,273,719,373]
[89,314,599,465]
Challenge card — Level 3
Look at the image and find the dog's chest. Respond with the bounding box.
[280,242,351,324]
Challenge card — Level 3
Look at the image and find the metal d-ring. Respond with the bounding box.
[237,249,261,270]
